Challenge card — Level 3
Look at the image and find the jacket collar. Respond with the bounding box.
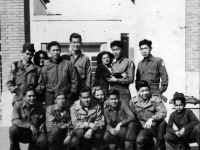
[113,56,125,64]
[74,100,97,116]
[108,102,121,111]
[49,57,62,64]
[135,94,154,108]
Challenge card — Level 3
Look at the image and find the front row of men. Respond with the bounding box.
[9,81,200,150]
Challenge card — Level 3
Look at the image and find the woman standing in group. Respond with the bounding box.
[33,50,49,68]
[94,51,114,93]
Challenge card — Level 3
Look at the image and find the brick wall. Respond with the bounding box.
[185,0,200,97]
[0,0,30,92]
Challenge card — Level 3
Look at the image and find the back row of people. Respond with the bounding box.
[6,33,169,108]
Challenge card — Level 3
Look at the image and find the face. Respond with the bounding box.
[49,45,61,60]
[140,44,151,58]
[38,53,46,67]
[70,38,82,51]
[80,92,91,107]
[138,86,150,101]
[23,50,34,62]
[174,100,185,113]
[95,90,105,103]
[24,90,36,106]
[102,54,111,65]
[109,95,119,108]
[55,94,66,108]
[111,46,123,59]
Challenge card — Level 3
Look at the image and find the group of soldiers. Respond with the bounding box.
[6,33,199,150]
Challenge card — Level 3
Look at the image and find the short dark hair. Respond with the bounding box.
[47,41,61,50]
[139,39,152,48]
[110,40,124,49]
[69,33,82,42]
[80,87,92,95]
[33,50,48,66]
[107,89,120,98]
[96,51,114,65]
[173,98,186,105]
[135,80,150,91]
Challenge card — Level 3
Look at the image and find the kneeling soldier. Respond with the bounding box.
[70,87,105,150]
[103,89,137,150]
[46,91,79,150]
[9,85,47,150]
[129,80,167,150]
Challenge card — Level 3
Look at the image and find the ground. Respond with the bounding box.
[0,127,198,150]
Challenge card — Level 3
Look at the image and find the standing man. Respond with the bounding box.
[9,85,47,150]
[129,81,167,150]
[107,40,135,105]
[63,33,92,94]
[70,87,105,150]
[42,41,78,108]
[6,43,44,105]
[136,39,168,98]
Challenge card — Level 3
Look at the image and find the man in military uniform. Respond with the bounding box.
[107,40,135,105]
[136,39,168,99]
[6,43,44,105]
[103,89,137,150]
[70,87,105,150]
[129,81,167,150]
[62,33,92,99]
[9,85,47,150]
[42,41,78,108]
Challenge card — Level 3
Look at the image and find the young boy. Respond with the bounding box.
[164,92,200,150]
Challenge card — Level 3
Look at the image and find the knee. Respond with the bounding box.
[136,135,145,145]
[103,132,112,142]
[9,125,19,135]
[75,129,85,139]
[163,133,169,142]
[49,127,60,137]
[193,124,199,132]
[36,133,48,147]
[71,137,80,147]
[94,130,104,140]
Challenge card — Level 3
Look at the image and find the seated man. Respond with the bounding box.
[46,91,79,150]
[103,89,138,150]
[164,92,200,150]
[9,85,47,150]
[70,87,105,150]
[129,80,167,150]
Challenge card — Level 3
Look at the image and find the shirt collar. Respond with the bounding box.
[22,100,36,110]
[68,50,83,57]
[54,104,65,111]
[113,57,125,64]
[108,102,121,111]
[142,54,154,62]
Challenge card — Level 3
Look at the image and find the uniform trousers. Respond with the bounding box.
[136,120,167,150]
[164,124,200,150]
[9,124,48,150]
[75,128,104,150]
[47,127,79,150]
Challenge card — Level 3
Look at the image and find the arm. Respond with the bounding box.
[46,106,70,129]
[151,97,167,121]
[93,105,105,130]
[117,61,135,85]
[129,99,137,115]
[12,103,31,128]
[69,62,79,93]
[6,70,17,93]
[166,113,176,134]
[70,106,90,129]
[135,64,140,84]
[104,108,113,131]
[35,67,44,95]
[158,59,168,94]
[120,103,135,126]
[184,110,200,131]
[85,57,92,88]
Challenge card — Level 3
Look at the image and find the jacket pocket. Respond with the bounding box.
[148,70,157,80]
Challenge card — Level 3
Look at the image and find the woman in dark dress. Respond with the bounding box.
[94,51,114,93]
[33,50,49,67]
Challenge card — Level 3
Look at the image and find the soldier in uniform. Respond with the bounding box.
[107,40,135,105]
[136,39,168,101]
[46,91,79,150]
[6,43,44,105]
[42,41,78,108]
[62,33,92,95]
[129,81,167,150]
[103,89,137,150]
[9,85,47,150]
[70,87,105,150]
